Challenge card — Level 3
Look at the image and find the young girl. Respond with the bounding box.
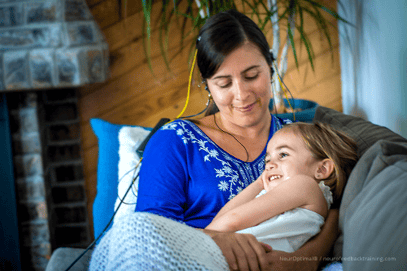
[206,121,358,252]
[89,122,358,270]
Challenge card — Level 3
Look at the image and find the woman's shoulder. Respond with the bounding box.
[146,119,208,148]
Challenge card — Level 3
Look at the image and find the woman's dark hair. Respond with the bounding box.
[196,9,275,80]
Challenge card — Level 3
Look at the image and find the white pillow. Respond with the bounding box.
[113,126,150,223]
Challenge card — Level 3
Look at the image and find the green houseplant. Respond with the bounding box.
[139,0,349,115]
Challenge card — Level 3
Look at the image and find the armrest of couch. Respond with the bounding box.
[46,247,93,271]
[314,106,407,270]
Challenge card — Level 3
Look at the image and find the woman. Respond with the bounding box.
[135,10,338,271]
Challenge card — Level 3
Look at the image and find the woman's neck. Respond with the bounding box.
[216,112,272,140]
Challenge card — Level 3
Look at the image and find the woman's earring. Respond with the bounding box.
[206,92,212,106]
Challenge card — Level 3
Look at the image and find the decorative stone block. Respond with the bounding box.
[20,243,51,271]
[18,201,48,224]
[20,221,50,246]
[64,0,93,21]
[55,48,82,86]
[13,153,44,178]
[29,49,55,88]
[6,92,38,110]
[66,22,100,46]
[0,0,109,92]
[0,3,24,27]
[83,47,104,82]
[12,132,41,154]
[0,25,62,51]
[9,107,39,134]
[15,176,46,202]
[4,50,30,90]
[25,1,59,24]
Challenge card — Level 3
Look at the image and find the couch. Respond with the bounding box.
[46,106,407,270]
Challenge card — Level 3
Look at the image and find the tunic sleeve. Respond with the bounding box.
[136,122,188,223]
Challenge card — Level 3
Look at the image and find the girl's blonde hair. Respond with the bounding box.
[282,122,358,202]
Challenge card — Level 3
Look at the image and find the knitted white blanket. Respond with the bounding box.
[89,212,229,270]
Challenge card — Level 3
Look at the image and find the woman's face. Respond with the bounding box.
[206,42,272,128]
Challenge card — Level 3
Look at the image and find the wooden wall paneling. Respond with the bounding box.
[121,0,144,18]
[89,0,120,29]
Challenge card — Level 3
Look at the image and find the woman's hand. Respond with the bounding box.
[202,229,272,271]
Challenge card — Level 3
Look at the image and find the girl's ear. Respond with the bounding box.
[315,159,335,180]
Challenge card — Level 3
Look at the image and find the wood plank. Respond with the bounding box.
[89,0,120,29]
[121,0,144,18]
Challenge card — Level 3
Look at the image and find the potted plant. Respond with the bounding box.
[139,0,349,120]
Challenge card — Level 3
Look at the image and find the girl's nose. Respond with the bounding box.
[265,162,275,170]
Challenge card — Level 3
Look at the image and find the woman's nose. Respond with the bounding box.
[234,79,250,100]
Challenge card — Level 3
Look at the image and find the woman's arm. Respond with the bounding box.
[206,175,321,232]
[265,209,339,271]
[136,123,188,220]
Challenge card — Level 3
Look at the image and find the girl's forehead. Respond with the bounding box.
[268,128,306,149]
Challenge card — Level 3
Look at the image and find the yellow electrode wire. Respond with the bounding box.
[174,49,198,120]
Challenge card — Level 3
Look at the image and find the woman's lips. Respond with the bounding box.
[233,101,258,112]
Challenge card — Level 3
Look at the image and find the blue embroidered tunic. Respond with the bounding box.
[136,115,288,228]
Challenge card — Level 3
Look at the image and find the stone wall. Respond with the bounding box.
[7,89,90,271]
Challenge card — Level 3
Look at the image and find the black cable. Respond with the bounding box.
[64,168,141,271]
[178,95,211,119]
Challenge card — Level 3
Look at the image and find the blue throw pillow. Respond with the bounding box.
[90,119,151,239]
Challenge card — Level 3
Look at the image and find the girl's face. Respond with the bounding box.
[262,129,321,192]
[206,42,272,128]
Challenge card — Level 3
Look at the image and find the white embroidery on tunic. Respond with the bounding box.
[162,117,284,201]
[162,121,249,200]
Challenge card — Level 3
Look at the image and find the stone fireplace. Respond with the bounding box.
[0,0,109,270]
[6,89,90,270]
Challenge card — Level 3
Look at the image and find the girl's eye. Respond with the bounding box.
[279,152,288,159]
[220,82,231,88]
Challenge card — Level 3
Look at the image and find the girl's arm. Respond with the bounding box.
[206,175,322,232]
[265,209,339,271]
[212,175,264,221]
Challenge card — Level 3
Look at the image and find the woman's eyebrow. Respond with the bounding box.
[241,65,260,74]
[212,65,261,80]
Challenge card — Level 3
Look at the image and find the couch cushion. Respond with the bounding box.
[313,106,407,156]
[90,119,151,239]
[338,140,407,270]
